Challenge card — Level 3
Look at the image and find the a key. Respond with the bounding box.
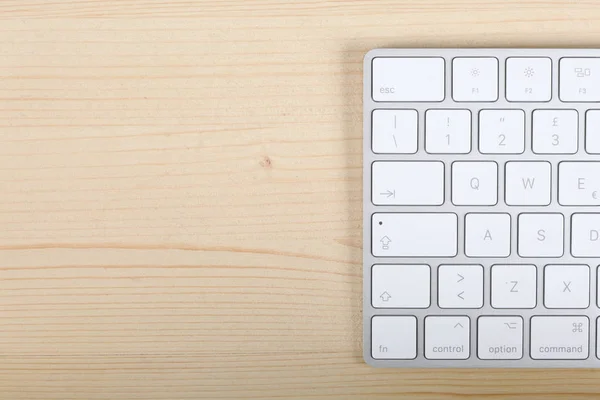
[372,109,418,154]
[372,57,445,102]
[452,57,499,102]
[544,265,590,309]
[372,213,458,257]
[425,316,470,360]
[571,213,600,257]
[505,161,551,206]
[438,265,483,308]
[506,57,552,102]
[465,213,511,257]
[559,58,600,102]
[371,161,444,206]
[371,264,430,308]
[517,213,564,257]
[530,316,589,359]
[452,161,498,205]
[478,316,524,360]
[371,316,417,359]
[479,109,525,154]
[586,110,600,154]
[425,109,471,154]
[491,265,537,309]
[558,162,600,206]
[533,109,578,154]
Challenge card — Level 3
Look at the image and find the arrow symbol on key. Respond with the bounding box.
[380,190,395,198]
[457,274,464,283]
[454,322,464,329]
[457,291,465,300]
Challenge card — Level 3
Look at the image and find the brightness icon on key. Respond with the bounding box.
[470,68,480,77]
[524,67,535,78]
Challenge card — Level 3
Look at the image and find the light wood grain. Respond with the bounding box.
[2,1,600,399]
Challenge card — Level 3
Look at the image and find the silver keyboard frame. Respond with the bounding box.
[363,48,600,368]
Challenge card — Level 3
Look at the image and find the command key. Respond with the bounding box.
[531,316,589,360]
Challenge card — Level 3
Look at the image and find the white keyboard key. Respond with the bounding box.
[559,58,600,102]
[451,162,498,206]
[372,213,457,257]
[479,109,525,154]
[518,213,564,257]
[598,271,600,307]
[505,161,551,206]
[372,109,418,154]
[572,214,600,257]
[372,57,445,102]
[531,316,589,360]
[544,265,590,309]
[452,57,499,102]
[438,265,483,308]
[371,161,444,206]
[533,109,578,154]
[371,316,417,359]
[425,316,470,360]
[371,265,430,308]
[586,110,600,154]
[425,109,471,154]
[597,318,600,358]
[558,162,600,206]
[506,57,552,102]
[465,213,510,257]
[477,316,523,360]
[491,265,537,309]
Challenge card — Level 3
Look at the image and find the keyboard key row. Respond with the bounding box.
[372,109,600,154]
[371,315,590,360]
[372,56,600,102]
[372,264,595,309]
[372,213,600,257]
[372,161,600,206]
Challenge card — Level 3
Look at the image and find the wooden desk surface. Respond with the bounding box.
[2,1,600,398]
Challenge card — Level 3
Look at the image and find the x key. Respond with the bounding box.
[544,265,589,309]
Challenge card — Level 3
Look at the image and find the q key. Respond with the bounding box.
[452,161,498,205]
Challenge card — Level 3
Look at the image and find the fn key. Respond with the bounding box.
[371,316,417,359]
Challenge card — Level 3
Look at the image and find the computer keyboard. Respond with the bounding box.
[363,48,600,368]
